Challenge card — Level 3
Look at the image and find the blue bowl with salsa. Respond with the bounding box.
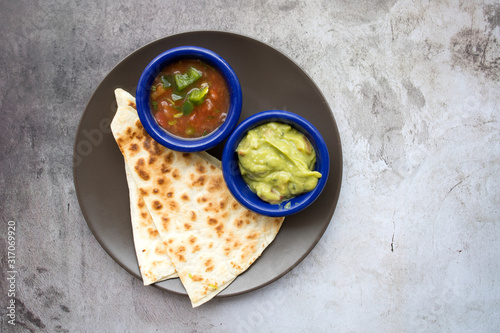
[136,46,242,152]
[222,110,330,217]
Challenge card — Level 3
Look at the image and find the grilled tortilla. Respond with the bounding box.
[111,88,284,307]
[116,93,178,285]
[124,164,178,285]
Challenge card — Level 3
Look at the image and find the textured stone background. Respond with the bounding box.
[1,0,499,332]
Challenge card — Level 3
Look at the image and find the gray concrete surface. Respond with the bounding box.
[1,0,499,332]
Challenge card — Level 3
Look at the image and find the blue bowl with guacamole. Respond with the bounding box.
[222,110,330,217]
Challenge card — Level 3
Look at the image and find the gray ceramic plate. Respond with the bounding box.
[73,31,342,297]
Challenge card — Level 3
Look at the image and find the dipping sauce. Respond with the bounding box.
[150,59,230,138]
[236,122,322,204]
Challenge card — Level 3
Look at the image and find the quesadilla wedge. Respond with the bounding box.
[115,92,178,285]
[124,164,178,285]
[111,88,284,307]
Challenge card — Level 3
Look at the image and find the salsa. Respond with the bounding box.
[150,59,229,138]
[236,122,322,204]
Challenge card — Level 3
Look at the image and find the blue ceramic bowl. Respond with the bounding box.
[136,46,242,152]
[222,110,330,217]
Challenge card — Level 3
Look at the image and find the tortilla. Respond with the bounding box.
[111,88,284,307]
[116,93,178,285]
[124,164,178,285]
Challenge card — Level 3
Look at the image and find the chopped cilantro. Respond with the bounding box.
[161,75,171,88]
[182,100,194,116]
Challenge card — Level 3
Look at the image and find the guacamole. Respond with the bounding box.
[236,122,322,204]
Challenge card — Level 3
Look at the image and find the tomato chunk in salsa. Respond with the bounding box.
[150,59,230,138]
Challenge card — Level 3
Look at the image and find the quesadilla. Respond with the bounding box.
[117,93,178,285]
[124,164,178,285]
[111,88,284,307]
